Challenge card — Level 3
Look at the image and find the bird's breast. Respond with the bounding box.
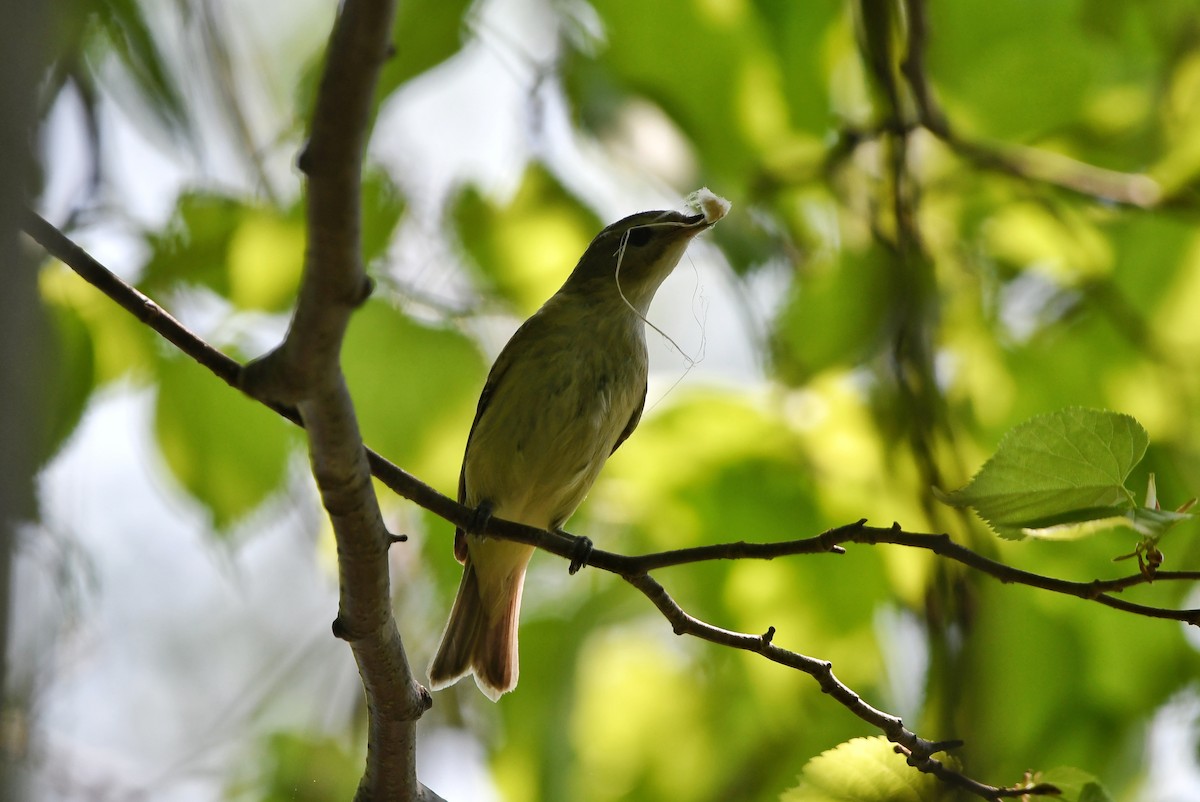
[463,304,648,529]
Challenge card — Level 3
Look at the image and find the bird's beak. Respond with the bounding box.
[675,213,712,238]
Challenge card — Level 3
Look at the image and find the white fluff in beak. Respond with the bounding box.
[686,187,732,224]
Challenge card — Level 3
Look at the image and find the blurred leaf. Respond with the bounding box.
[563,0,788,193]
[154,351,294,528]
[41,262,155,383]
[452,165,601,313]
[984,202,1112,285]
[41,298,96,461]
[296,0,472,122]
[771,240,893,383]
[376,0,473,98]
[938,408,1146,538]
[751,0,841,134]
[926,0,1160,143]
[258,732,361,802]
[226,208,306,312]
[780,736,955,802]
[343,299,484,468]
[362,169,407,266]
[144,180,405,311]
[141,192,244,299]
[1036,767,1114,802]
[85,0,191,139]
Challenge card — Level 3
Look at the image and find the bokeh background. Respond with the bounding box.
[9,0,1200,800]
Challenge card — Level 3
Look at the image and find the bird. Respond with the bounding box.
[428,196,727,700]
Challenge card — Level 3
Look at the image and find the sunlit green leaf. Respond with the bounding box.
[1036,767,1114,802]
[42,298,96,461]
[780,737,955,802]
[256,732,361,802]
[938,408,1146,538]
[141,192,243,299]
[41,263,155,383]
[343,299,484,470]
[154,351,294,528]
[226,209,306,312]
[452,165,601,313]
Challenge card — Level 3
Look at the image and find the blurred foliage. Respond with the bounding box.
[249,732,362,801]
[29,0,1200,800]
[452,165,602,313]
[781,736,957,802]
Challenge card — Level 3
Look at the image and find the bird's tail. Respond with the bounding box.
[428,548,530,700]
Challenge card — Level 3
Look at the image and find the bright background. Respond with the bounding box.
[11,0,1200,800]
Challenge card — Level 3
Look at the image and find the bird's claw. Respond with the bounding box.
[468,500,494,535]
[568,535,593,575]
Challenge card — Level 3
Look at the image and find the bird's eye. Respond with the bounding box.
[626,227,653,247]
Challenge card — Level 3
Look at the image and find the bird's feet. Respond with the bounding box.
[468,500,495,534]
[566,533,593,575]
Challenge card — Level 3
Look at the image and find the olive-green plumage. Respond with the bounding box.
[428,208,714,699]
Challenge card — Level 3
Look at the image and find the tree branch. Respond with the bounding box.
[898,0,1166,211]
[207,0,437,798]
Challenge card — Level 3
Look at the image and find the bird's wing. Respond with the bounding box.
[453,319,534,563]
[610,378,647,455]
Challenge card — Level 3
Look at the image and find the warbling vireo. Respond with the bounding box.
[429,191,729,699]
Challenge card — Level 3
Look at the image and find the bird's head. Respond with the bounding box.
[563,210,714,314]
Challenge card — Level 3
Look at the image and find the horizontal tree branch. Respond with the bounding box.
[30,212,1199,799]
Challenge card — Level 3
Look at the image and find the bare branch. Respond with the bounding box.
[223,0,437,798]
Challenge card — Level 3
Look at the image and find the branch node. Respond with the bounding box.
[297,144,313,175]
[388,531,408,545]
[760,625,776,647]
[331,616,358,642]
[417,683,433,712]
[357,275,375,307]
[924,738,964,755]
[238,347,304,406]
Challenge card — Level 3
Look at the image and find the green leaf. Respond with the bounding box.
[41,300,96,461]
[451,165,601,313]
[938,408,1147,539]
[141,192,244,300]
[225,209,306,312]
[377,0,473,97]
[780,737,954,802]
[770,235,893,383]
[361,170,407,267]
[343,299,484,469]
[256,732,361,802]
[563,0,780,194]
[142,192,313,313]
[1036,767,1114,802]
[154,352,294,529]
[89,0,192,139]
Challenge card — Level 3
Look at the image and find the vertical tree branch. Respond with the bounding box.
[1,1,50,800]
[237,1,441,799]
